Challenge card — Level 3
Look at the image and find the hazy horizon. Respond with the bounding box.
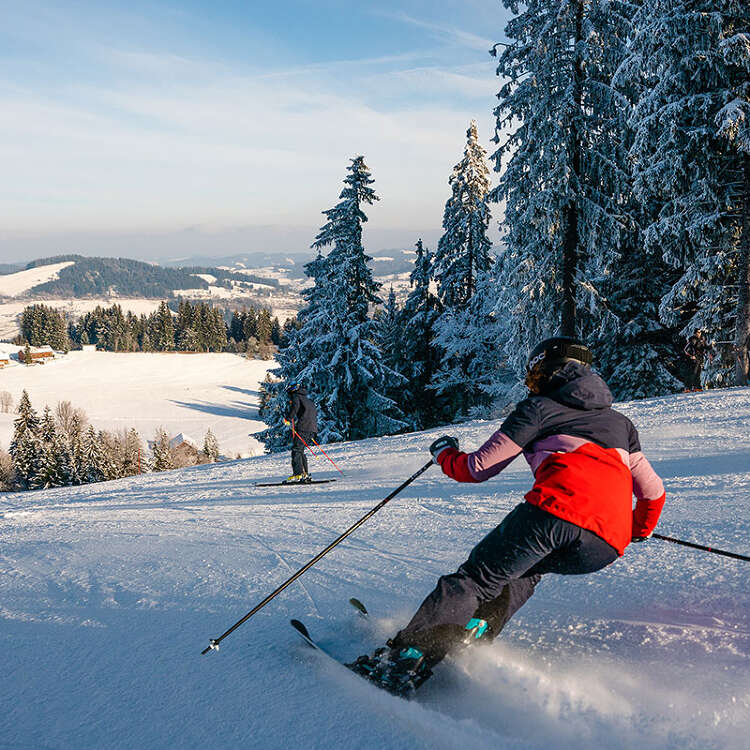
[0,224,475,267]
[2,0,509,265]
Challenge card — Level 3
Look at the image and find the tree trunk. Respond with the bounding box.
[561,0,584,338]
[734,151,750,386]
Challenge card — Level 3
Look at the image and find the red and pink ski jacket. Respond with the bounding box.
[436,364,665,555]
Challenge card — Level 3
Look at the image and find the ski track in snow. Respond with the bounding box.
[1,388,749,748]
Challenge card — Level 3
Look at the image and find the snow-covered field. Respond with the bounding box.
[0,351,273,457]
[1,387,748,748]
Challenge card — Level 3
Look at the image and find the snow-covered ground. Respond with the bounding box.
[0,351,273,457]
[0,261,75,297]
[1,388,749,749]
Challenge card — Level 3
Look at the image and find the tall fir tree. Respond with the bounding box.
[488,0,630,380]
[80,426,107,484]
[591,6,686,399]
[626,0,750,386]
[68,413,85,485]
[433,121,493,309]
[300,156,405,441]
[431,122,495,418]
[39,406,57,443]
[9,390,42,490]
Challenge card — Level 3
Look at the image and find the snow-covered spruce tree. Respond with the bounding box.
[202,429,219,463]
[151,427,175,472]
[399,240,443,429]
[433,121,493,310]
[36,432,74,489]
[80,425,107,484]
[589,11,687,401]
[595,237,685,398]
[9,390,42,490]
[121,428,144,476]
[488,0,630,381]
[626,0,750,387]
[372,287,408,415]
[431,122,496,418]
[432,262,515,419]
[67,413,85,485]
[151,302,175,351]
[39,406,56,443]
[299,156,406,441]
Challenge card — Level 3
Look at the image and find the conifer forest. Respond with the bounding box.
[258,0,749,448]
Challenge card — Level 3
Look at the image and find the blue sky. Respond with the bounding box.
[1,0,509,263]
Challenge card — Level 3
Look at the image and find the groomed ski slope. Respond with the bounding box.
[1,388,749,749]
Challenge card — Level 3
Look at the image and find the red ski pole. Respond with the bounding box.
[310,434,345,477]
[290,422,320,458]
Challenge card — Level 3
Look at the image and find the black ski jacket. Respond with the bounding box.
[286,388,318,432]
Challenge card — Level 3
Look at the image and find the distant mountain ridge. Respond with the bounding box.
[2,255,280,298]
[161,248,419,278]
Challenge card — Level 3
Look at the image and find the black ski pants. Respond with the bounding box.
[391,502,618,663]
[686,358,703,390]
[291,431,316,475]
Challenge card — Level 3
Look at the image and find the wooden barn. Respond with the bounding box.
[18,345,55,363]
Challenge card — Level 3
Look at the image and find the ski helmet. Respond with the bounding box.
[525,337,592,393]
[526,337,593,372]
[286,381,301,393]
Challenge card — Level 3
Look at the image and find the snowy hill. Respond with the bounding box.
[1,388,749,749]
[0,260,75,297]
[0,351,273,457]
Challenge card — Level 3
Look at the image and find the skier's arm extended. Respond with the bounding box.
[437,430,523,483]
[430,399,539,483]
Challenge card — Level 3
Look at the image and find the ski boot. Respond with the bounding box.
[347,646,433,698]
[301,472,313,483]
[285,473,305,483]
[463,617,489,643]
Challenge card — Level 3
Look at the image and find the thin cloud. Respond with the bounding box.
[374,10,495,53]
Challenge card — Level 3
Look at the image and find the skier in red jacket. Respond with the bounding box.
[349,337,666,696]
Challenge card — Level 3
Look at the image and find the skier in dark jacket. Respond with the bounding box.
[284,382,318,483]
[684,329,708,390]
[349,337,666,696]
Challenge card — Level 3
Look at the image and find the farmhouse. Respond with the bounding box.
[170,433,201,464]
[18,345,55,363]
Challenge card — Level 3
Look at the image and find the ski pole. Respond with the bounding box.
[310,435,345,477]
[201,460,433,655]
[290,422,320,458]
[652,533,750,562]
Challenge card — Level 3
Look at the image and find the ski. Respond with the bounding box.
[255,479,337,488]
[290,617,429,699]
[290,619,339,660]
[349,597,368,617]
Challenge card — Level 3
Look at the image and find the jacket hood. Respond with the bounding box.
[542,362,613,410]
